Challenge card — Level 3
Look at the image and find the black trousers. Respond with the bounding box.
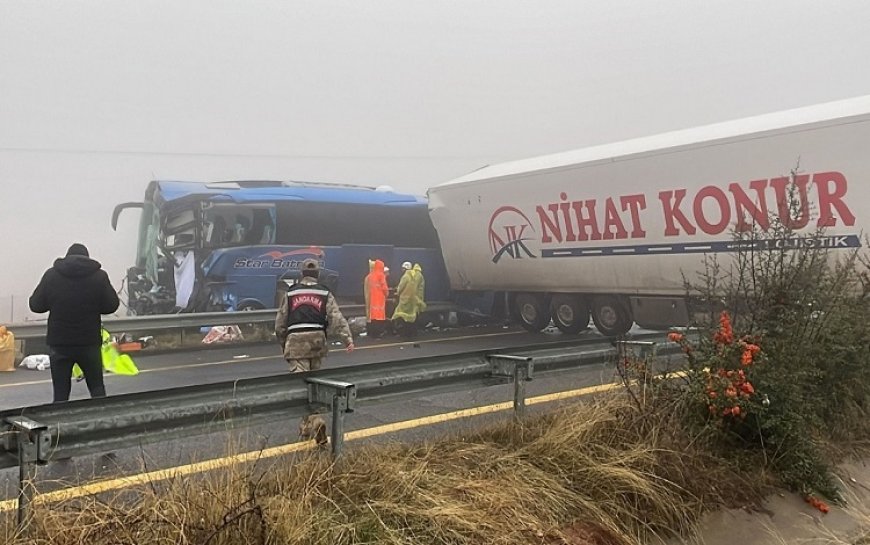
[392,318,417,339]
[49,345,105,403]
[367,319,389,338]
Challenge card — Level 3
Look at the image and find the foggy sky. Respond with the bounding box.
[1,0,869,320]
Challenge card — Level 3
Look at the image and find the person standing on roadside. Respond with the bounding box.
[29,243,120,403]
[275,258,354,445]
[392,261,423,339]
[365,259,390,338]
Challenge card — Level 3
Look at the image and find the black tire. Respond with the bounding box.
[513,293,551,332]
[551,295,590,334]
[591,295,633,336]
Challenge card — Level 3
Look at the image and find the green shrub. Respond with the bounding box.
[623,173,869,501]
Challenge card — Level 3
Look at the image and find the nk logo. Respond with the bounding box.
[488,206,538,263]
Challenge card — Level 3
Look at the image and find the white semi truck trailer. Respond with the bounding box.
[428,95,870,335]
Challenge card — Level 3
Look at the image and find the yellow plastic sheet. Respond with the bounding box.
[72,328,139,378]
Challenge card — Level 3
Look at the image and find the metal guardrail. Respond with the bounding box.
[0,332,680,529]
[8,302,456,341]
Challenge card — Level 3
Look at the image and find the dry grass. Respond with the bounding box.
[2,396,769,545]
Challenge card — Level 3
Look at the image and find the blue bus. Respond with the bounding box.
[112,180,450,315]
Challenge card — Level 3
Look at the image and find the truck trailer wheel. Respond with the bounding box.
[551,295,590,334]
[591,295,633,336]
[513,293,551,332]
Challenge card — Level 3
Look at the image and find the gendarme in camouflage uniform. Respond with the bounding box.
[275,258,354,444]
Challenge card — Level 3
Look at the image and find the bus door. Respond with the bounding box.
[334,244,395,301]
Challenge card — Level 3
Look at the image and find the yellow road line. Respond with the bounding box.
[0,330,524,389]
[0,379,609,512]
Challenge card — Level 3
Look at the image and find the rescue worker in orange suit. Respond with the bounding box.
[364,259,390,338]
[275,258,354,446]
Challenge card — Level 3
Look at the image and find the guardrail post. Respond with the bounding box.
[3,416,50,532]
[489,355,534,418]
[614,340,658,361]
[306,378,356,457]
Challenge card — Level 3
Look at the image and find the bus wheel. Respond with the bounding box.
[591,295,633,336]
[513,293,551,332]
[551,295,590,334]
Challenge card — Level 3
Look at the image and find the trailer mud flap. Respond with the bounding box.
[630,296,689,330]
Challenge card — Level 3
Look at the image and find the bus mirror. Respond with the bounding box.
[112,202,144,231]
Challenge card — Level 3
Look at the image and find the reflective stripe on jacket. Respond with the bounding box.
[285,284,329,333]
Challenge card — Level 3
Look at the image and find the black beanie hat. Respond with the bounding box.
[66,243,90,257]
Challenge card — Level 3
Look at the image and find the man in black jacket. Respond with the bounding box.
[30,243,120,402]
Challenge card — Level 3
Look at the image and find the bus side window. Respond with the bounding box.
[250,208,275,245]
[259,224,274,244]
[230,215,250,244]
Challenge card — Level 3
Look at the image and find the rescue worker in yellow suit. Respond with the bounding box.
[391,261,425,339]
[275,258,354,446]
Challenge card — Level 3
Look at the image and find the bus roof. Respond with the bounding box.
[152,180,427,207]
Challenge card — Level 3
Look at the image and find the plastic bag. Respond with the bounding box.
[348,317,367,336]
[202,325,243,344]
[20,354,50,371]
[72,328,140,378]
[101,327,139,375]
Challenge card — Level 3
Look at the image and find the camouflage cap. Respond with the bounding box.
[302,258,320,272]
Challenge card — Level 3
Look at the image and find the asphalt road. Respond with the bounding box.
[0,324,667,507]
[0,324,610,409]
